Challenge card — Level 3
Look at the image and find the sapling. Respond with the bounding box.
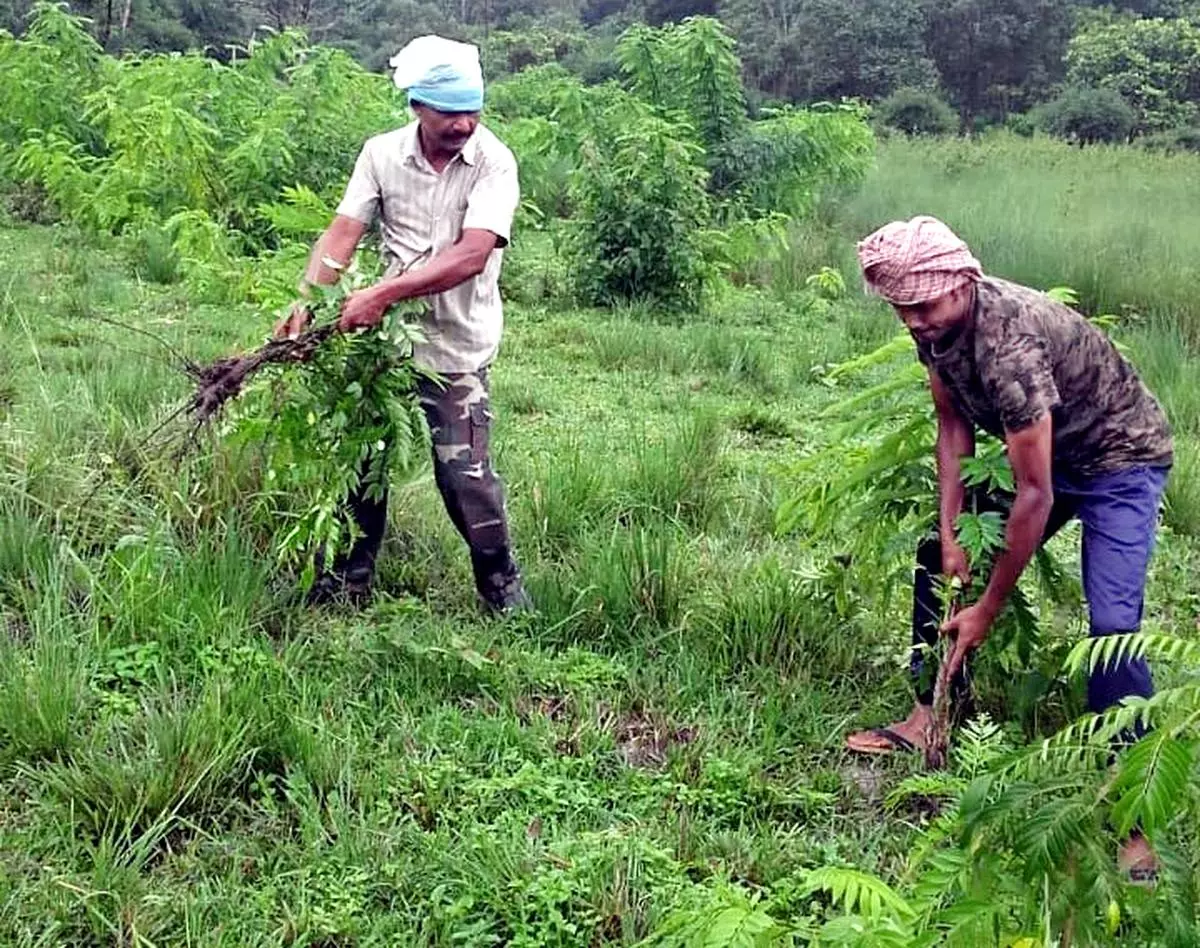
[924,503,1008,770]
[187,249,434,587]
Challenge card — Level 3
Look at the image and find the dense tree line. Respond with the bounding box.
[3,0,1200,136]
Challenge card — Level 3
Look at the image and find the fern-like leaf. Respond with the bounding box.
[816,363,925,419]
[705,905,785,947]
[1013,794,1098,876]
[812,915,918,948]
[801,867,916,923]
[820,332,914,383]
[1109,732,1195,837]
[955,714,1011,778]
[908,845,969,917]
[1065,630,1200,678]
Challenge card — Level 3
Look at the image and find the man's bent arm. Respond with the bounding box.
[369,229,498,304]
[931,370,975,545]
[301,215,368,292]
[976,413,1054,619]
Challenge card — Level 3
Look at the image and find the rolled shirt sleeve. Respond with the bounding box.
[334,144,382,225]
[982,331,1062,432]
[463,153,519,247]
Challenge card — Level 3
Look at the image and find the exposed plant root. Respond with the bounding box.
[184,324,336,427]
[923,595,960,770]
[923,659,953,770]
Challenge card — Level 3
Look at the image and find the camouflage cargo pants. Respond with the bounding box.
[341,368,518,595]
[416,369,512,555]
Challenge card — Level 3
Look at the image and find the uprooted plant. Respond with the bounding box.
[193,249,433,586]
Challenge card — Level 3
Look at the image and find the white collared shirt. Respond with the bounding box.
[335,121,519,373]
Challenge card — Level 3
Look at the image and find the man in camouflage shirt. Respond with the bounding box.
[275,36,530,613]
[845,217,1172,874]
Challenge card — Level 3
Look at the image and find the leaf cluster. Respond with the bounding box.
[224,249,432,581]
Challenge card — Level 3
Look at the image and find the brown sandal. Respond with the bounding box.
[846,727,918,756]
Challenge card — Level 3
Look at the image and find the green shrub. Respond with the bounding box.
[570,108,713,310]
[1003,111,1037,138]
[875,87,957,136]
[487,23,875,308]
[1140,124,1200,154]
[0,3,109,173]
[1037,86,1135,145]
[615,17,747,156]
[710,103,874,217]
[1,7,399,286]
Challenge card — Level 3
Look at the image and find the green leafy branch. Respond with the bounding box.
[217,248,434,584]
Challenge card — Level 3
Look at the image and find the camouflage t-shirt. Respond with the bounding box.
[915,277,1173,475]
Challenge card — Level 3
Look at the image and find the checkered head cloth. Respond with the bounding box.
[856,216,983,306]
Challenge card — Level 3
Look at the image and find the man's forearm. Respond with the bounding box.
[301,236,348,291]
[977,485,1053,618]
[936,428,973,543]
[300,216,368,293]
[372,248,485,305]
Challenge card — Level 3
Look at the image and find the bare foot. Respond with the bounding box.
[845,703,934,755]
[1118,832,1158,885]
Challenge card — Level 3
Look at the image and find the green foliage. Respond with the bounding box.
[643,884,793,946]
[775,325,1076,720]
[1003,110,1037,137]
[1140,123,1200,153]
[570,107,713,309]
[0,3,108,173]
[801,866,915,923]
[3,7,398,291]
[924,0,1072,126]
[774,331,934,598]
[710,103,875,219]
[1163,438,1200,536]
[875,87,957,137]
[844,133,1200,346]
[1037,85,1137,144]
[487,60,720,312]
[227,251,431,581]
[485,20,873,308]
[4,12,1200,946]
[8,0,1188,152]
[616,17,747,154]
[3,10,876,314]
[1066,15,1200,134]
[480,23,586,79]
[720,0,937,104]
[796,644,1200,946]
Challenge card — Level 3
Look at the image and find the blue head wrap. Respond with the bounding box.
[391,36,484,113]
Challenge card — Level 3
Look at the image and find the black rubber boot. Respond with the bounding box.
[471,547,533,615]
[303,483,387,608]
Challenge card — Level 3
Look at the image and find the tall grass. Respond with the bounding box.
[3,166,1199,940]
[840,133,1200,345]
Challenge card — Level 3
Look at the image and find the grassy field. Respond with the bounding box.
[839,133,1200,343]
[2,135,1200,943]
[0,219,920,944]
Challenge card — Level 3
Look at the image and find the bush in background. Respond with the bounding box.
[1140,124,1200,154]
[875,87,957,136]
[1037,85,1136,144]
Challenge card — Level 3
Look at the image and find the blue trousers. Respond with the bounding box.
[912,464,1171,712]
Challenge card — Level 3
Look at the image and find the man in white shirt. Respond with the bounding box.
[276,35,529,613]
